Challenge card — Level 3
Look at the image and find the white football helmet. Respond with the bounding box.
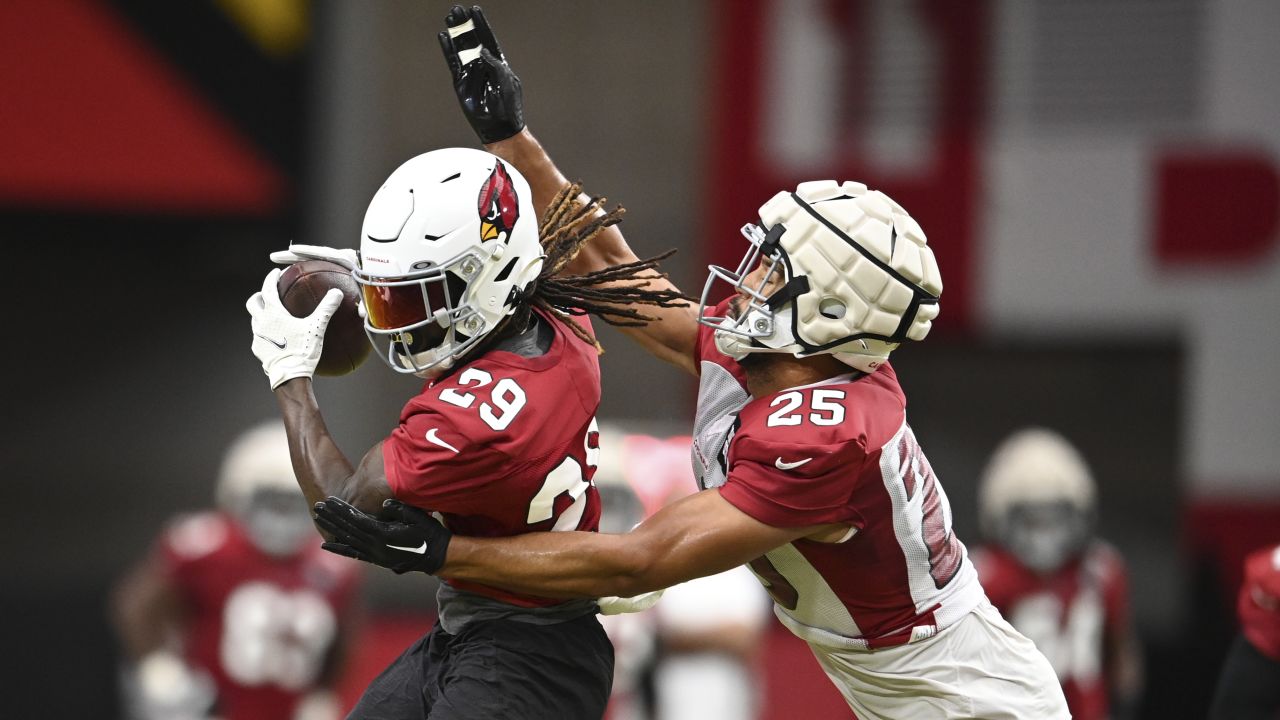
[698,180,942,373]
[355,148,544,377]
[216,420,313,557]
[978,428,1097,573]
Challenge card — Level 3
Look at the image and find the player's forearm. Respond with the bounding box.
[486,128,639,274]
[274,379,357,509]
[486,129,567,218]
[442,530,663,599]
[441,491,785,598]
[1106,626,1145,714]
[111,564,179,660]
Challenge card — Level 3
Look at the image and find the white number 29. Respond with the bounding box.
[526,419,600,529]
[439,368,527,431]
[767,389,846,427]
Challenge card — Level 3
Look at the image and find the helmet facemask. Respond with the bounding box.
[698,223,801,360]
[998,500,1094,574]
[356,250,494,378]
[237,488,315,558]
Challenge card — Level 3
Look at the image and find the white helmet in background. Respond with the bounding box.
[216,420,312,557]
[978,428,1097,573]
[355,148,544,377]
[698,180,942,373]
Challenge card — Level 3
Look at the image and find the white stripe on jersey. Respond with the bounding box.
[878,419,982,633]
[749,543,864,639]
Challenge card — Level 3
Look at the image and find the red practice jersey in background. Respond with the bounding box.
[1239,543,1280,661]
[383,310,602,607]
[973,542,1130,720]
[156,511,360,720]
[691,300,983,648]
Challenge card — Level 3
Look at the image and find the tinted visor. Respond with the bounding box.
[361,278,450,330]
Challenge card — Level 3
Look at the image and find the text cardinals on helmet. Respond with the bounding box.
[355,148,543,377]
[698,180,942,373]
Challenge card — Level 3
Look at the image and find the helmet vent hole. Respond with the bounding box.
[819,297,846,319]
[441,172,461,183]
[493,257,518,283]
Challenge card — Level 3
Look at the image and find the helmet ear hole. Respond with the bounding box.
[819,297,847,320]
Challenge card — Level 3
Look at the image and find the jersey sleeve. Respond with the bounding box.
[719,433,864,528]
[382,406,512,515]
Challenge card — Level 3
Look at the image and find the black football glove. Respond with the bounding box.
[313,496,451,575]
[438,4,524,144]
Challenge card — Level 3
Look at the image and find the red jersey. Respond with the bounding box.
[691,301,983,647]
[973,542,1130,720]
[1239,543,1280,661]
[156,511,359,720]
[383,310,602,607]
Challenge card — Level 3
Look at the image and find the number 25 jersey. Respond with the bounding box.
[692,299,983,647]
[382,310,602,608]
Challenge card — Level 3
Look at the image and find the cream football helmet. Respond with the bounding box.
[355,148,544,377]
[978,428,1097,573]
[698,180,942,373]
[216,420,312,557]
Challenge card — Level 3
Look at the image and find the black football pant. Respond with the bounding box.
[348,613,614,720]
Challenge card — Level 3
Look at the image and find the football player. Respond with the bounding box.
[111,420,359,720]
[1210,542,1280,719]
[245,143,684,719]
[310,7,1071,719]
[972,428,1144,720]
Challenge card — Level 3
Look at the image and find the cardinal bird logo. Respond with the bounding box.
[477,161,520,243]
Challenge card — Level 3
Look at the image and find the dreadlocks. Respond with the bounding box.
[516,182,693,350]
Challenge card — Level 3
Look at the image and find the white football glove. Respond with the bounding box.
[123,650,217,720]
[597,588,664,616]
[292,690,341,720]
[246,268,344,389]
[270,243,361,272]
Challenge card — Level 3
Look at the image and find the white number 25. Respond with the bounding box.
[767,389,846,427]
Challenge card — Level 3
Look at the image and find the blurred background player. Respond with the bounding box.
[595,426,772,720]
[111,420,361,720]
[1210,542,1280,719]
[973,428,1144,720]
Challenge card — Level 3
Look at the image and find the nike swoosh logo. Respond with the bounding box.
[256,333,287,349]
[775,457,813,471]
[425,428,460,454]
[388,541,427,555]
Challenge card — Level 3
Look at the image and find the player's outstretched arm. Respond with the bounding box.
[317,487,835,598]
[439,5,700,374]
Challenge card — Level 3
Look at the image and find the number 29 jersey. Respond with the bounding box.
[382,310,602,608]
[691,299,983,647]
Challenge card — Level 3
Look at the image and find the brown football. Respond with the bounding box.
[277,260,371,376]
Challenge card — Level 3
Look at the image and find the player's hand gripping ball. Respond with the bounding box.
[276,260,370,376]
